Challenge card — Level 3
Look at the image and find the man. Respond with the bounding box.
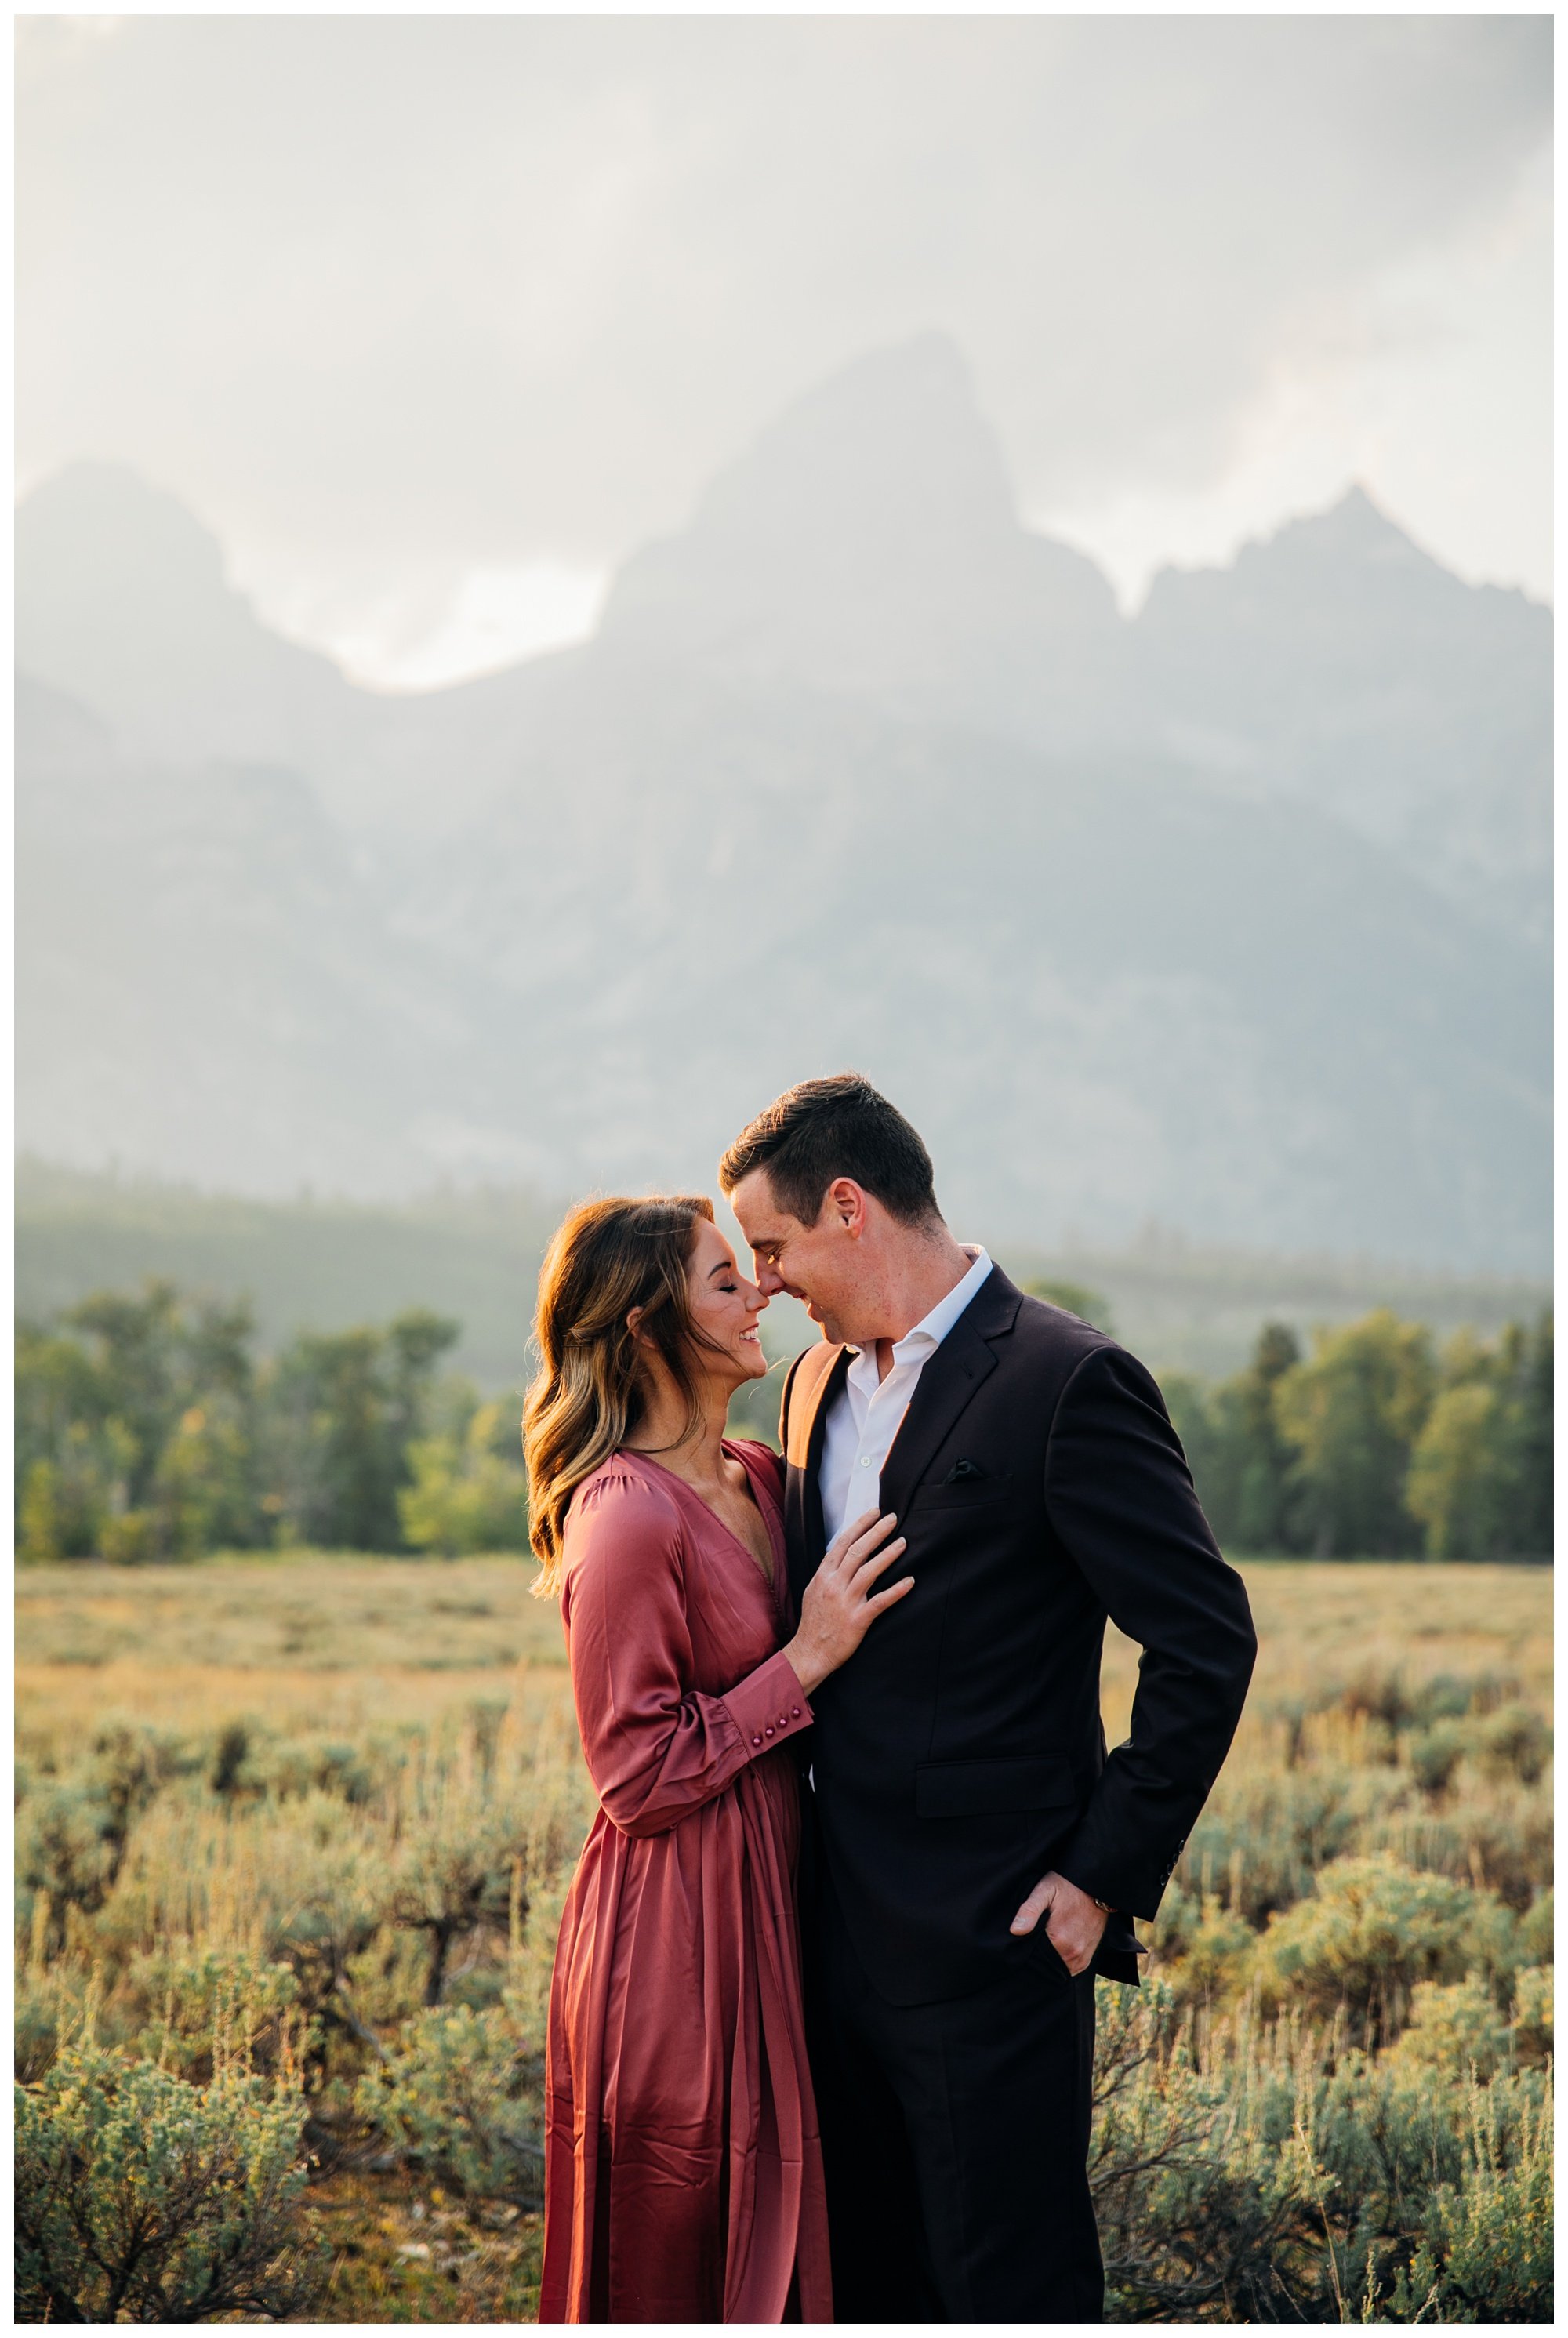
[720,1073,1257,2323]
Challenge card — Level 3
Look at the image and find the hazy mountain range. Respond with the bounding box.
[16,335,1551,1271]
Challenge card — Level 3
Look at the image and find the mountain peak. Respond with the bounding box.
[1269,480,1432,570]
[17,461,230,604]
[1139,481,1474,630]
[1330,480,1385,525]
[688,330,1019,556]
[596,333,1118,720]
[15,459,359,785]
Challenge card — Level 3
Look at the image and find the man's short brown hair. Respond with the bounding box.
[719,1073,942,1229]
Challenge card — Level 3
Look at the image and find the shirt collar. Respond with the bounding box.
[846,1245,993,1383]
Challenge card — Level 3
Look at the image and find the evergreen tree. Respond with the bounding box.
[259,1312,459,1551]
[1218,1323,1303,1553]
[16,1283,466,1559]
[1407,1381,1514,1559]
[1512,1311,1553,1556]
[1274,1311,1434,1557]
[16,1284,261,1559]
[1405,1312,1555,1562]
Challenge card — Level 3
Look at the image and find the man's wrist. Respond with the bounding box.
[1059,1868,1115,1917]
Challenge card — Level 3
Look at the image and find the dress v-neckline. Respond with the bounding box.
[623,1442,779,1591]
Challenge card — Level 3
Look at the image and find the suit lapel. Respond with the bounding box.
[782,1269,1024,1599]
[877,1269,1020,1520]
[785,1341,850,1607]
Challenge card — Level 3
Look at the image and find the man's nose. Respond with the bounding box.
[754,1260,786,1296]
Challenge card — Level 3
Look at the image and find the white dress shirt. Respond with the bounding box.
[819,1246,993,1546]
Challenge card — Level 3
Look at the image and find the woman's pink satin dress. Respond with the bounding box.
[540,1439,833,2324]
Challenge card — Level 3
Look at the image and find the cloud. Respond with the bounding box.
[17,15,1550,677]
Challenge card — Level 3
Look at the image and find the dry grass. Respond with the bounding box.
[14,1554,1552,2323]
[1101,1558,1550,1737]
[21,1549,1548,1709]
[16,1551,561,1675]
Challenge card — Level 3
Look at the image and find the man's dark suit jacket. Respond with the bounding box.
[780,1266,1258,2006]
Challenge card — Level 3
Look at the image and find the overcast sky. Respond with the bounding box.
[17,14,1552,688]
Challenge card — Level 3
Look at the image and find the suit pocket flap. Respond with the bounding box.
[909,1479,1011,1512]
[914,1755,1079,1819]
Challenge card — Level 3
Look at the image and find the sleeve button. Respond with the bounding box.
[764,1726,775,1738]
[751,1735,763,1748]
[791,1707,801,1717]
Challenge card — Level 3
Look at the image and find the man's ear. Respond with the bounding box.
[826,1178,866,1237]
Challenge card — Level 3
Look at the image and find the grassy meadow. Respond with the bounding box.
[16,1555,1552,2322]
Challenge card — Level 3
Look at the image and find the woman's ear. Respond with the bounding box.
[626,1304,644,1345]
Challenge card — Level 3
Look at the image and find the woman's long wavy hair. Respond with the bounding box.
[524,1193,718,1593]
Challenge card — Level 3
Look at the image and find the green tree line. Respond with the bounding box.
[15,1280,531,1563]
[15,1280,1552,1564]
[1160,1308,1552,1561]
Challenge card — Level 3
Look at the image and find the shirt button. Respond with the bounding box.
[859,1455,873,1466]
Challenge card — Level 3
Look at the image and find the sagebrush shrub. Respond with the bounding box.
[129,1946,307,2084]
[1385,1977,1512,2081]
[1388,2075,1554,2322]
[1091,1984,1554,2323]
[1406,1721,1465,1796]
[15,2043,324,2322]
[1517,1887,1552,1962]
[1258,1856,1494,2041]
[1510,1964,1552,2068]
[19,1784,121,1941]
[354,2001,543,2203]
[1479,1703,1552,1787]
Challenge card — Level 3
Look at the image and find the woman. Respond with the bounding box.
[524,1194,909,2324]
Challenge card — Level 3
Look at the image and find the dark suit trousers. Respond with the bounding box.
[808,1871,1103,2324]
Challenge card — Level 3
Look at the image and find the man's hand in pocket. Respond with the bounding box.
[1009,1870,1107,1975]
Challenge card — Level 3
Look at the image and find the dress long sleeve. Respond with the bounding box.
[561,1465,812,1839]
